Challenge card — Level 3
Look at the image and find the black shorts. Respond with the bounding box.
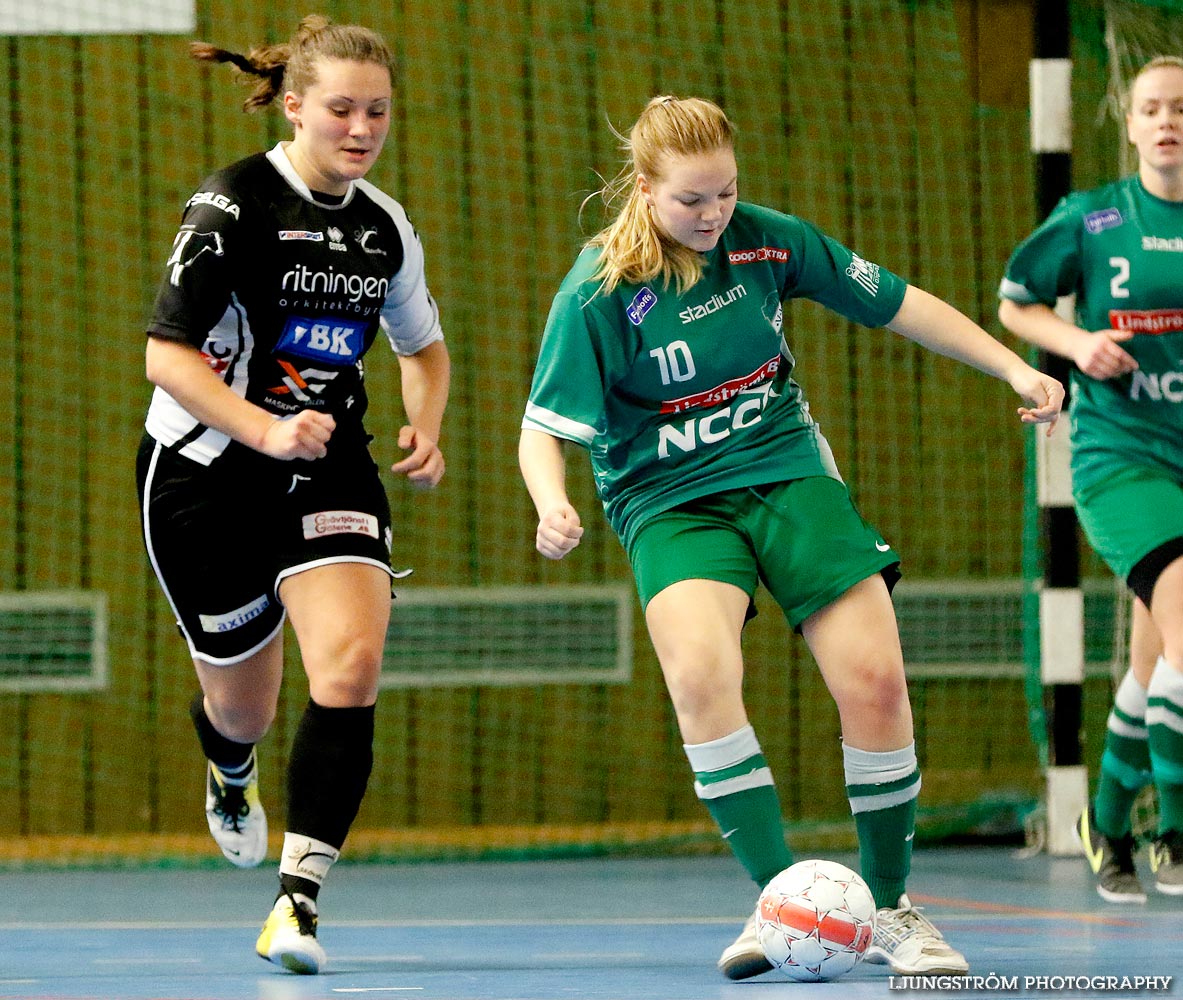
[137,433,393,664]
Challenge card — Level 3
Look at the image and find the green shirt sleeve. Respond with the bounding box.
[999,195,1081,306]
[784,215,908,327]
[523,258,633,448]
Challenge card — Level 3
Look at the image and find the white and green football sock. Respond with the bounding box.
[684,724,792,887]
[1147,657,1183,834]
[844,741,921,909]
[1094,668,1151,837]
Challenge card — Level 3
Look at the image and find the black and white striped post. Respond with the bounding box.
[1031,0,1087,856]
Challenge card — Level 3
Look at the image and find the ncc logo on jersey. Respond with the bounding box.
[276,315,365,365]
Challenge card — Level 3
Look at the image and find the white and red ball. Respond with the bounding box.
[756,859,876,982]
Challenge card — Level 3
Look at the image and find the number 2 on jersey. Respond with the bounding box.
[1109,256,1130,299]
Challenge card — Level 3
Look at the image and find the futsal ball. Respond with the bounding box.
[756,859,876,982]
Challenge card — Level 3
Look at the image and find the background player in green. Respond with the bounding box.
[520,96,1063,980]
[999,56,1183,902]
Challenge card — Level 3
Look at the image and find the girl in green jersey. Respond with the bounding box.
[521,96,1062,980]
[1000,57,1183,902]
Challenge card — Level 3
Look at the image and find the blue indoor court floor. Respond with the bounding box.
[0,846,1178,1000]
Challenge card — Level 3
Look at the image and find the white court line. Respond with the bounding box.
[333,990,425,994]
[539,952,645,960]
[0,915,739,932]
[92,957,201,965]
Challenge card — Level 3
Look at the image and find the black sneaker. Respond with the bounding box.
[1149,829,1183,896]
[1077,806,1146,903]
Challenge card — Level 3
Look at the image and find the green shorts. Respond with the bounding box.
[1075,466,1183,581]
[626,476,901,630]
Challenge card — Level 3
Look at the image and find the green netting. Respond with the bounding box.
[0,0,1079,866]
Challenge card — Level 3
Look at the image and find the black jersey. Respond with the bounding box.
[145,143,443,466]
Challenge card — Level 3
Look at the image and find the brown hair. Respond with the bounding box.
[190,14,394,112]
[586,96,737,296]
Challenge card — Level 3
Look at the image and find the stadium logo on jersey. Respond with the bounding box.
[357,228,387,255]
[301,510,380,540]
[1110,309,1183,335]
[281,263,389,304]
[679,283,747,324]
[1141,235,1183,252]
[198,594,270,633]
[278,230,325,241]
[269,359,340,402]
[845,254,881,296]
[166,228,224,287]
[728,246,790,265]
[627,287,658,326]
[186,191,241,219]
[276,315,366,364]
[327,226,347,251]
[657,380,780,459]
[659,356,781,414]
[1084,208,1123,234]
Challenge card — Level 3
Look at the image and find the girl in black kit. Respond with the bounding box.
[136,15,450,974]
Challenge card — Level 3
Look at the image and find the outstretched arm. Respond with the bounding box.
[518,428,584,559]
[392,338,450,489]
[886,285,1064,432]
[998,298,1138,381]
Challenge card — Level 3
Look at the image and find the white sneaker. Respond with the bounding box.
[256,893,326,974]
[205,753,267,868]
[717,907,772,980]
[864,893,968,975]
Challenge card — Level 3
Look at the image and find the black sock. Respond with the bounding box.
[286,700,375,849]
[279,873,322,903]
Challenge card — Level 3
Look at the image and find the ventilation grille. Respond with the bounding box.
[894,578,1119,678]
[382,585,633,688]
[0,591,108,692]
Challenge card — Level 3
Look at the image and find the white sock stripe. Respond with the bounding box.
[1108,714,1148,740]
[842,742,917,786]
[1149,657,1183,702]
[684,724,761,773]
[1114,668,1150,716]
[848,775,922,815]
[1146,705,1183,736]
[694,766,775,800]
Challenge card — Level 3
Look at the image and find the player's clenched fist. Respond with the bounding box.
[535,503,584,560]
[261,410,336,461]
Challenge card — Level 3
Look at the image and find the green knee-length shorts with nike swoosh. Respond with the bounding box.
[626,475,901,629]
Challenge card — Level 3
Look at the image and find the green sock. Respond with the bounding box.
[844,742,921,909]
[1094,670,1151,838]
[684,725,792,887]
[1148,657,1183,834]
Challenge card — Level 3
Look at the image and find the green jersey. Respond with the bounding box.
[1000,175,1183,492]
[523,201,907,550]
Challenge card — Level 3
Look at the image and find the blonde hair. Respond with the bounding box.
[190,14,395,112]
[1125,55,1183,113]
[586,96,737,296]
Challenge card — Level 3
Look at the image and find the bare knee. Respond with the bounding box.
[306,634,384,707]
[205,697,275,744]
[831,658,910,725]
[662,642,743,729]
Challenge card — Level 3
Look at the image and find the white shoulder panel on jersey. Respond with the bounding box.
[354,177,445,357]
[144,296,255,465]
